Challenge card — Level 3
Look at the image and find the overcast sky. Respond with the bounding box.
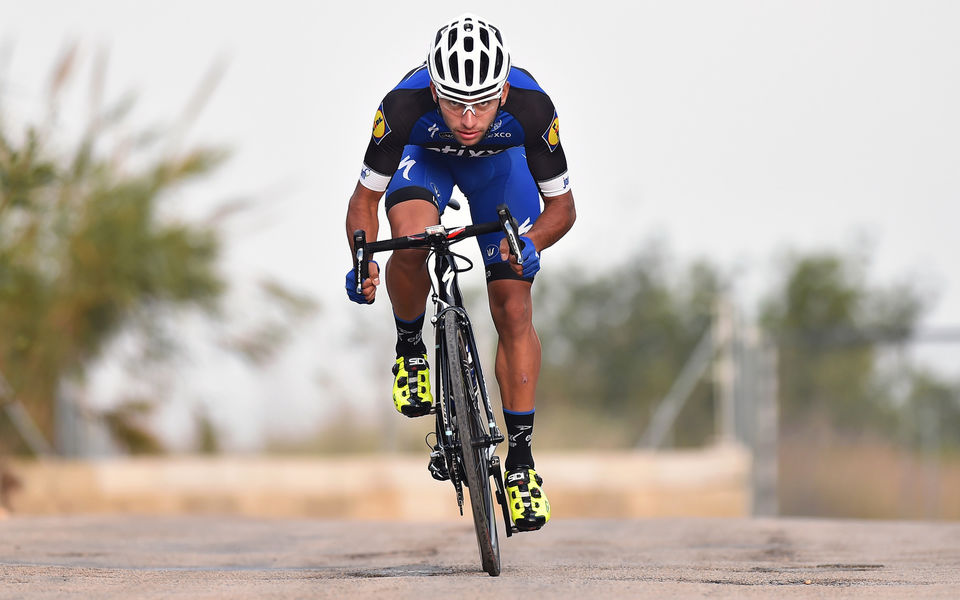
[3,1,958,450]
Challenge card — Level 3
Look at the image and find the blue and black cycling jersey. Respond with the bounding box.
[358,64,570,199]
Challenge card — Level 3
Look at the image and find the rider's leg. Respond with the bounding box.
[383,199,439,418]
[488,278,550,530]
[381,146,454,417]
[453,146,550,529]
[458,146,543,464]
[487,277,541,467]
[382,145,453,322]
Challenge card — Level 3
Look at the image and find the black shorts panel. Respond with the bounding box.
[485,261,535,284]
[385,186,439,213]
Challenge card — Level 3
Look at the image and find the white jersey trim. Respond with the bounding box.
[538,171,571,198]
[358,163,391,192]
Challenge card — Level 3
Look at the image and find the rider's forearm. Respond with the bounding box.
[345,182,382,255]
[524,190,576,252]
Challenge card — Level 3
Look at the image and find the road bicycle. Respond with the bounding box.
[352,202,525,576]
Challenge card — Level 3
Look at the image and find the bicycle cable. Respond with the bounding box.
[448,250,474,273]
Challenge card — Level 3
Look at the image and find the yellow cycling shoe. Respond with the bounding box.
[392,354,433,417]
[505,466,551,532]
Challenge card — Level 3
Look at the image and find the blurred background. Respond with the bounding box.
[1,1,958,520]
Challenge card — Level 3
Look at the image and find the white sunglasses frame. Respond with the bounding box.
[436,91,504,116]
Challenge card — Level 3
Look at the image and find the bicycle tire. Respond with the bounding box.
[443,311,501,576]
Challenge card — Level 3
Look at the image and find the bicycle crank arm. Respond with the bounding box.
[489,456,516,537]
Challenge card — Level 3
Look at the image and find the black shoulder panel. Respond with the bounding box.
[362,87,435,177]
[503,86,568,184]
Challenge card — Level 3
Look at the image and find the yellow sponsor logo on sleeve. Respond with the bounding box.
[542,111,561,152]
[547,117,560,146]
[371,103,391,144]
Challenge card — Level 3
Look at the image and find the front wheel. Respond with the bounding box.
[443,311,500,576]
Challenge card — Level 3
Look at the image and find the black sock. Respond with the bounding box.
[395,312,427,356]
[503,409,535,470]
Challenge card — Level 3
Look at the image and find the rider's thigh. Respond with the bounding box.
[450,147,542,275]
[384,145,453,237]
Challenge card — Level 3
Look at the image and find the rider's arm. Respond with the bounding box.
[523,189,576,253]
[345,181,383,302]
[345,181,382,251]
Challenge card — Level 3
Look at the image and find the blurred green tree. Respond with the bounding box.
[901,369,960,450]
[533,244,723,447]
[530,243,960,450]
[0,46,227,454]
[759,250,928,433]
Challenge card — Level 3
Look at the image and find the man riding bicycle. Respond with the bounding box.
[344,13,576,532]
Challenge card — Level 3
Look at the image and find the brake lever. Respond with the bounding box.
[496,204,524,265]
[352,230,369,296]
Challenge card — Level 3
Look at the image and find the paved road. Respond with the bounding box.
[1,516,958,598]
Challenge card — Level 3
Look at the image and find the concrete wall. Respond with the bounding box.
[4,444,750,520]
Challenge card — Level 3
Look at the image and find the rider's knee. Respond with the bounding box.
[489,289,533,335]
[388,247,430,273]
[386,197,439,236]
[385,198,437,273]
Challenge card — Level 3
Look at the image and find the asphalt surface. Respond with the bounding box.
[1,516,958,598]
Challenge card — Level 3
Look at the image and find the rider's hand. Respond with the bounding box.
[345,261,380,304]
[499,235,540,279]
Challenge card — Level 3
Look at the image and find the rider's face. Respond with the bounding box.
[432,82,510,147]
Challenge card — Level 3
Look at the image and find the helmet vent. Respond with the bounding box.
[434,52,445,79]
[494,48,504,78]
[464,59,474,86]
[479,28,489,49]
[464,36,474,53]
[448,52,459,82]
[447,29,458,50]
[479,53,489,81]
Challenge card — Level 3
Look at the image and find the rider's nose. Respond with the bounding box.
[462,111,478,128]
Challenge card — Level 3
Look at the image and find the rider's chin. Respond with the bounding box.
[457,130,483,145]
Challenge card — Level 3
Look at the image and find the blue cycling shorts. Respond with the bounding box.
[383,145,542,282]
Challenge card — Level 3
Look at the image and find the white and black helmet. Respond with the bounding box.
[427,13,511,103]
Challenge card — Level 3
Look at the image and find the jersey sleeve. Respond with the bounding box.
[511,89,571,198]
[358,88,432,192]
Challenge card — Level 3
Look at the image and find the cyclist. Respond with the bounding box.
[344,13,575,532]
